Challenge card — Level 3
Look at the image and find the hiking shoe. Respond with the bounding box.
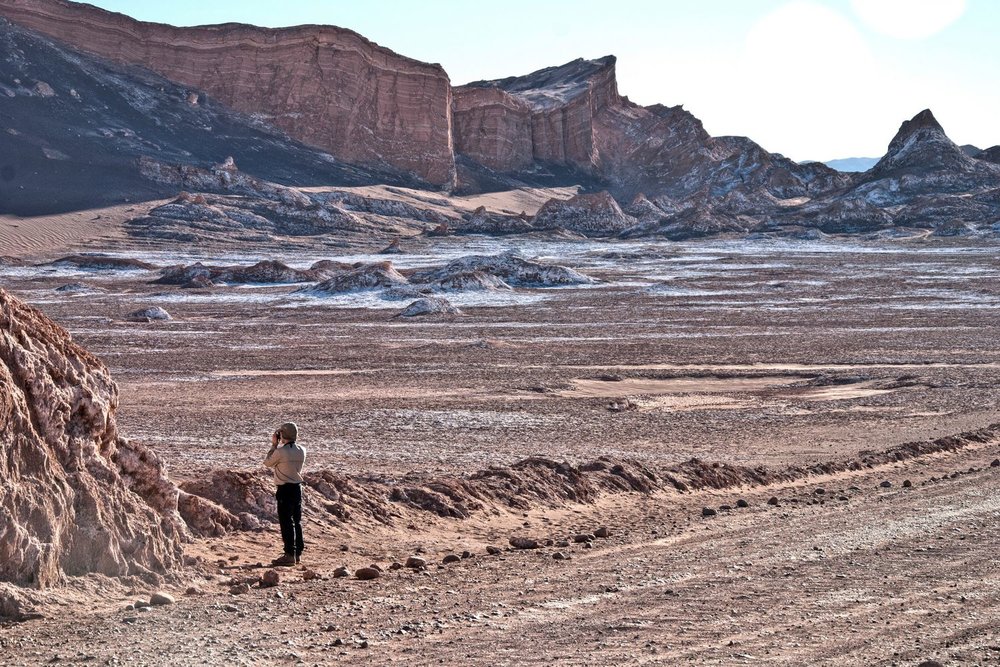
[272,554,296,567]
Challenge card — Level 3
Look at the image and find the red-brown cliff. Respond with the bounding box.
[0,0,456,187]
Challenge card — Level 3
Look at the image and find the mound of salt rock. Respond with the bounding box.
[0,289,187,617]
[411,252,594,287]
[155,260,318,286]
[398,297,462,317]
[532,191,638,236]
[126,306,172,322]
[298,261,410,295]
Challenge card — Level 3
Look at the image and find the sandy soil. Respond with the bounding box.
[2,227,999,665]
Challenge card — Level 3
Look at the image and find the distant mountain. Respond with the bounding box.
[824,157,880,172]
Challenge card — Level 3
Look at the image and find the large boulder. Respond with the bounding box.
[532,191,638,236]
[0,289,185,614]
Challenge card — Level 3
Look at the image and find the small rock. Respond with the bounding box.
[184,587,201,596]
[594,526,610,538]
[880,480,892,488]
[486,546,503,555]
[333,566,351,578]
[355,567,381,581]
[814,488,826,495]
[553,552,570,561]
[229,583,251,595]
[461,550,474,559]
[442,554,461,564]
[917,661,944,667]
[332,638,345,647]
[767,496,779,506]
[405,556,427,569]
[389,562,404,571]
[555,540,570,548]
[508,537,539,550]
[702,507,718,517]
[259,570,280,588]
[302,569,319,581]
[582,542,593,549]
[122,616,138,624]
[736,499,750,508]
[990,458,999,467]
[149,592,174,606]
[902,479,912,488]
[222,604,238,613]
[572,534,595,543]
[719,504,733,511]
[134,600,152,609]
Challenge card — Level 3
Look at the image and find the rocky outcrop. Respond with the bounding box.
[0,0,455,186]
[155,260,318,286]
[411,253,594,287]
[0,289,184,602]
[299,262,410,295]
[532,191,637,236]
[452,87,534,172]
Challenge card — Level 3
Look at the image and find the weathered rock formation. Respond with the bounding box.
[412,253,595,287]
[299,262,410,295]
[398,297,462,317]
[155,260,319,286]
[0,0,455,186]
[0,289,184,607]
[532,191,637,236]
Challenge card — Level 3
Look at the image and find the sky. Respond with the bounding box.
[82,0,999,162]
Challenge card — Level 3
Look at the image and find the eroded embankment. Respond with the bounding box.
[176,423,1000,536]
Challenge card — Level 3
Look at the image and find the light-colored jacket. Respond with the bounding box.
[264,443,306,485]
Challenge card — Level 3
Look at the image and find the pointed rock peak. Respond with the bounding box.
[888,109,946,150]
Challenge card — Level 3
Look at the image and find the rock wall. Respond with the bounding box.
[0,289,184,591]
[0,0,456,187]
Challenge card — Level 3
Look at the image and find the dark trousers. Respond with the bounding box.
[275,483,304,556]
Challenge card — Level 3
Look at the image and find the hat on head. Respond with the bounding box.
[278,422,298,442]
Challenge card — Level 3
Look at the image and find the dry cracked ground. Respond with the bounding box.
[1,220,999,666]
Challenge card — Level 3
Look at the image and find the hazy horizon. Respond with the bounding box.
[80,0,998,162]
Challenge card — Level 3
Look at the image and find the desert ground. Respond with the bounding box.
[1,199,998,666]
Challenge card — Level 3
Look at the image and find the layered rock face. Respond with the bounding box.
[0,0,455,187]
[453,56,851,205]
[0,289,184,592]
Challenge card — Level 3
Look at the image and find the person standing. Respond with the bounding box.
[264,422,306,566]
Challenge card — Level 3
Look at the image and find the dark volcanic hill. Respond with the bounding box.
[0,17,410,215]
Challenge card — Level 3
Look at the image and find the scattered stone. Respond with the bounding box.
[126,306,172,322]
[508,537,539,550]
[442,554,461,564]
[302,569,319,581]
[486,546,503,555]
[405,556,427,569]
[555,540,570,548]
[222,604,238,613]
[379,239,404,254]
[259,569,280,588]
[573,533,595,543]
[553,552,570,561]
[702,507,718,517]
[918,661,944,667]
[594,526,611,538]
[122,616,138,624]
[902,479,912,488]
[398,297,462,318]
[184,587,201,596]
[333,566,350,578]
[880,480,892,488]
[582,542,593,550]
[461,550,474,559]
[991,459,999,467]
[814,488,826,495]
[134,600,152,610]
[719,504,733,511]
[767,497,779,506]
[149,592,175,606]
[389,562,404,571]
[229,583,251,595]
[736,499,750,508]
[355,567,381,581]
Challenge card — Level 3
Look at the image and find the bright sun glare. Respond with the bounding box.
[849,0,968,39]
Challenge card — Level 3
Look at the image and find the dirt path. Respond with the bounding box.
[3,438,997,666]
